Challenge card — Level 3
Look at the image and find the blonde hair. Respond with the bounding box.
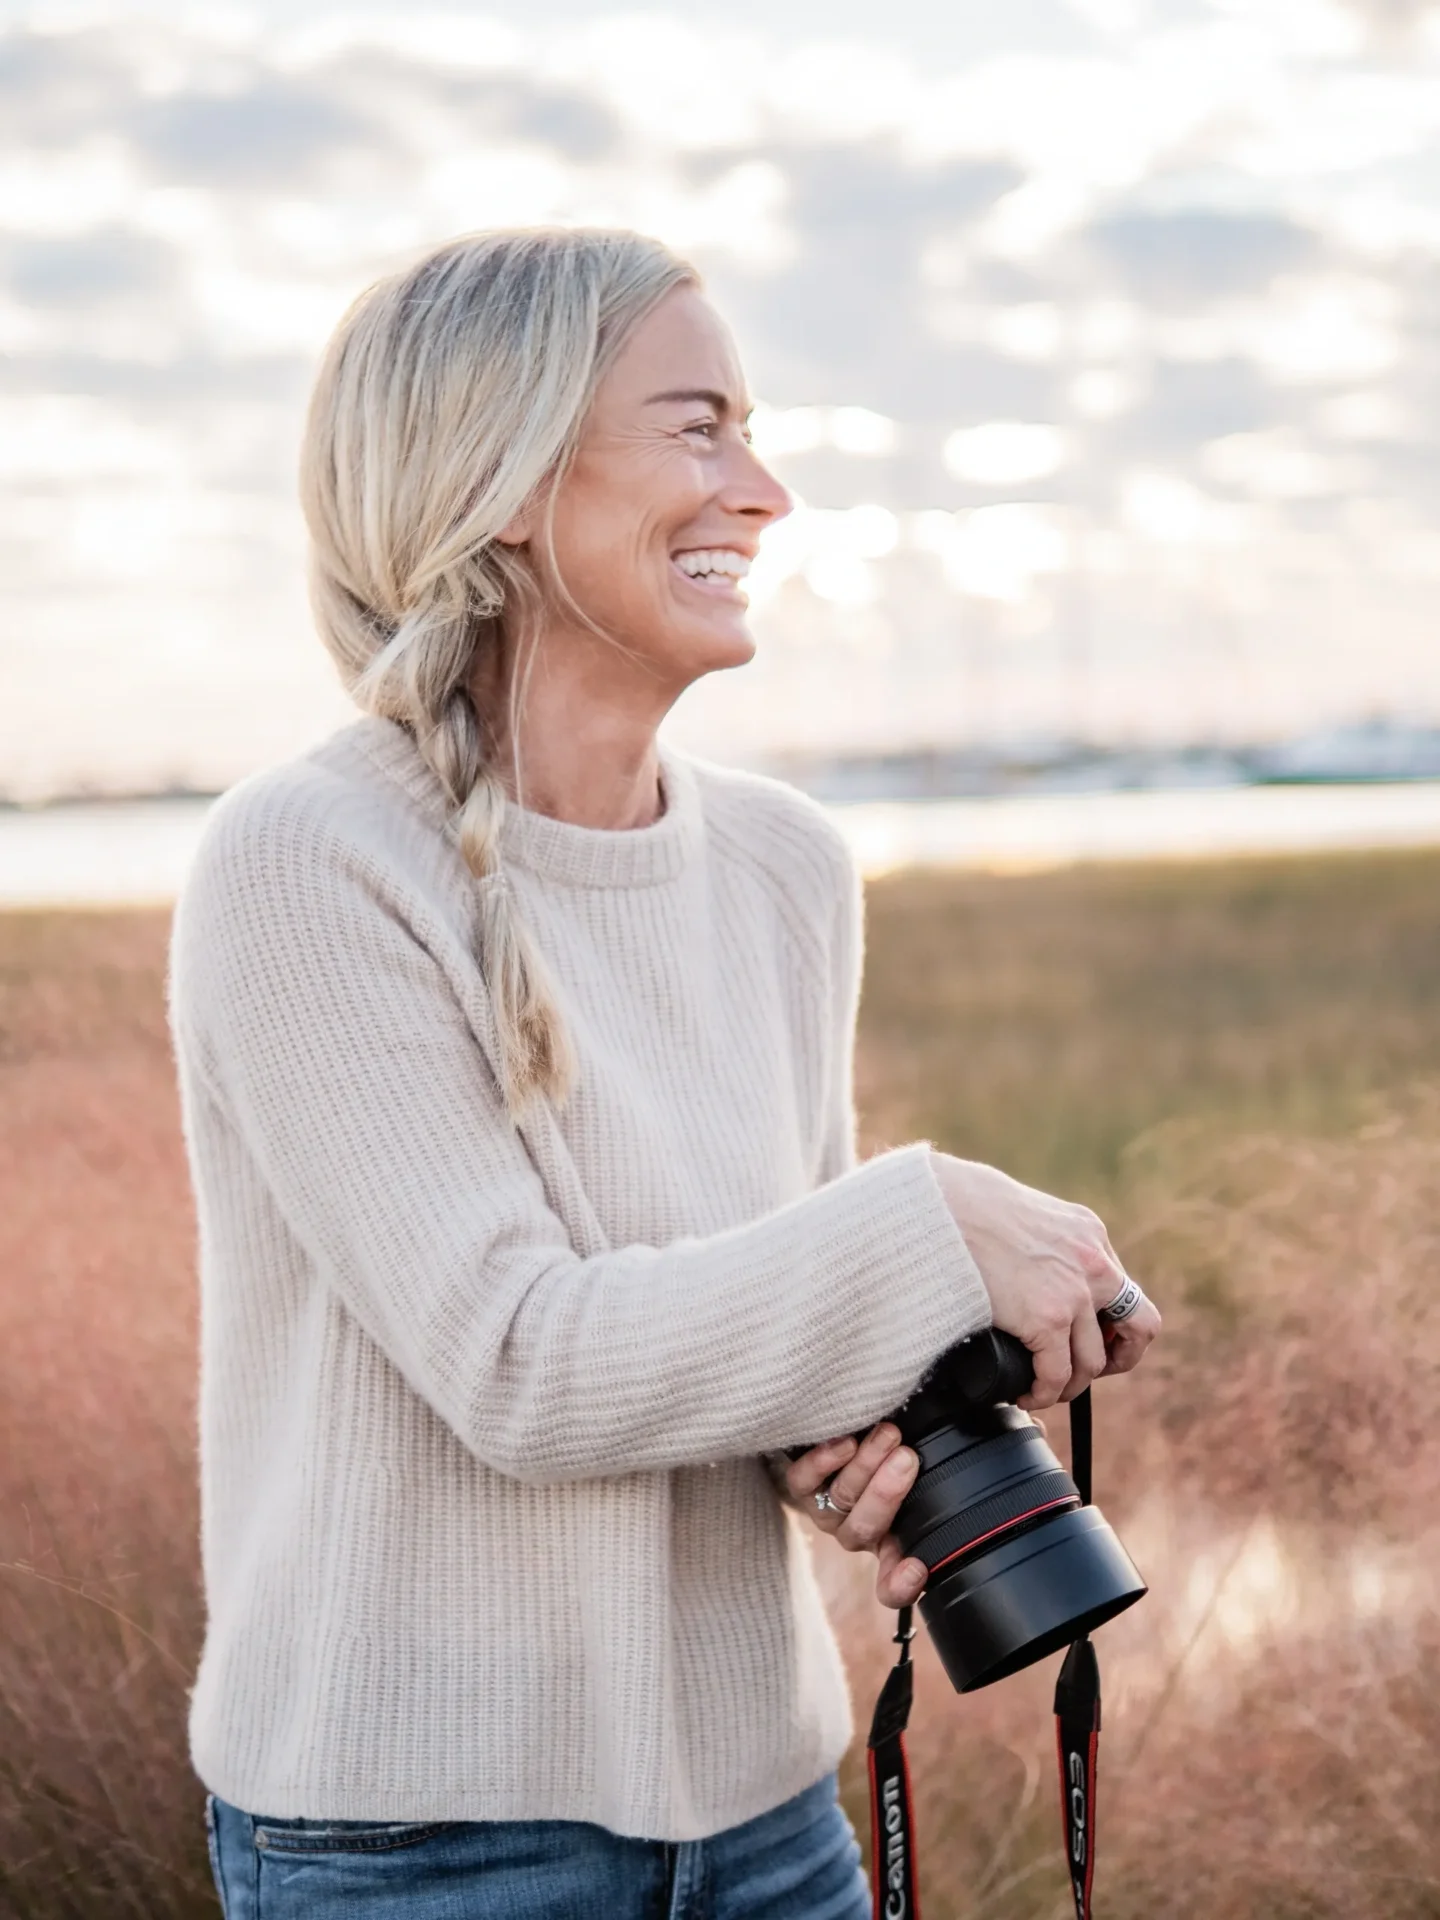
[299,227,698,1119]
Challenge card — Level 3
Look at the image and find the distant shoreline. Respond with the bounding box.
[8,767,1440,815]
[10,720,1440,816]
[8,780,1440,907]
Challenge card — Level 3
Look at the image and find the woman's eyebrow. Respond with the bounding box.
[643,387,754,419]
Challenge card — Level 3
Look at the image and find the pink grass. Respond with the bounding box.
[4,900,1439,1917]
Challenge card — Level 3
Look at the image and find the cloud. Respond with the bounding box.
[1335,0,1438,42]
[0,26,129,149]
[943,421,1069,487]
[707,141,1022,418]
[125,74,380,190]
[4,2,1440,788]
[1112,357,1282,452]
[314,46,624,164]
[1199,424,1362,498]
[1084,208,1321,305]
[912,501,1070,601]
[0,225,180,308]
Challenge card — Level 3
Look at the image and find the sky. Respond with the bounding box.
[4,0,1440,797]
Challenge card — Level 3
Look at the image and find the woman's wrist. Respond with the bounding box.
[927,1150,995,1251]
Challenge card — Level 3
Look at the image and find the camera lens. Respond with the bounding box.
[892,1380,1146,1692]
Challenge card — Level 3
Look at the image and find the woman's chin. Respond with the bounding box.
[641,616,755,686]
[689,630,757,678]
[683,609,758,675]
[604,600,758,688]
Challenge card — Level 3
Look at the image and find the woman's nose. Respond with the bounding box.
[720,443,794,526]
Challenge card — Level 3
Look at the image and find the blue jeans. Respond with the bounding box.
[205,1772,870,1920]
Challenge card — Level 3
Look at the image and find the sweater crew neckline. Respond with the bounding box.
[343,716,703,890]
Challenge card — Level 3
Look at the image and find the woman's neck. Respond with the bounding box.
[478,655,672,831]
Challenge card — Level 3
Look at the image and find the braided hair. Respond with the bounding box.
[299,228,696,1117]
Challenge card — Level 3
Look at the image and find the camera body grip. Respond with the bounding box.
[783,1329,1037,1462]
[939,1328,1035,1409]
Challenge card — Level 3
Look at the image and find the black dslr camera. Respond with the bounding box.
[801,1328,1145,1692]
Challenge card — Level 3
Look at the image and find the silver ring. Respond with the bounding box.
[813,1487,850,1516]
[1099,1275,1145,1324]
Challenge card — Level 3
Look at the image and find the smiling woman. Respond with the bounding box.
[299,231,788,1114]
[171,226,1155,1920]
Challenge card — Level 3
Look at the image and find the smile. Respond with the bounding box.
[670,547,752,599]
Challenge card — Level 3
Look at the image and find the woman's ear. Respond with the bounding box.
[496,473,555,549]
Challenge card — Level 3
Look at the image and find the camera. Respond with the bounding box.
[803,1329,1146,1692]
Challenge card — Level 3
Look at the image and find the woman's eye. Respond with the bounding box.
[684,419,720,441]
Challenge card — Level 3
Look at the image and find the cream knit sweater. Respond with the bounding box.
[168,715,991,1840]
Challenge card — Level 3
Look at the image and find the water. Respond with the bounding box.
[0,798,217,909]
[839,780,1440,876]
[6,782,1440,908]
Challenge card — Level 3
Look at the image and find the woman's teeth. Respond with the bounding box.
[672,548,751,582]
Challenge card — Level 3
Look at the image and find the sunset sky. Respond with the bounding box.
[4,0,1440,797]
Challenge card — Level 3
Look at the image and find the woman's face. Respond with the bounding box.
[524,285,792,697]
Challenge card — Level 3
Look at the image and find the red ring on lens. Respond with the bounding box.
[925,1494,1081,1578]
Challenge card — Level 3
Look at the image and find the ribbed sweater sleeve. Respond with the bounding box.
[172,788,991,1486]
[817,826,866,1186]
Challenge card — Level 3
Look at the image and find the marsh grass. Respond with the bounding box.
[856,848,1440,1202]
[6,850,1440,1916]
[0,912,209,1915]
[831,1091,1440,1917]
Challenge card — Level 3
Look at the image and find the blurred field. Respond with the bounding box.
[4,851,1440,1916]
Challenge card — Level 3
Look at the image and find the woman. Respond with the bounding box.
[172,227,1159,1919]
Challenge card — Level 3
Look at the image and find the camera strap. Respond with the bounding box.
[1053,1389,1100,1920]
[865,1602,920,1919]
[863,1388,1100,1920]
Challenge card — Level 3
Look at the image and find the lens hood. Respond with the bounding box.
[918,1504,1146,1693]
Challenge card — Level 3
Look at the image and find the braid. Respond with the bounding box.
[298,225,697,1118]
[363,583,576,1119]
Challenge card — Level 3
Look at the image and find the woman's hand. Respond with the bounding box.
[784,1425,929,1610]
[929,1152,1161,1410]
[782,1157,1160,1609]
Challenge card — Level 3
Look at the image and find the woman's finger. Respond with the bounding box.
[875,1534,928,1609]
[1091,1249,1130,1308]
[784,1435,857,1504]
[818,1422,903,1523]
[1017,1328,1072,1411]
[1100,1298,1162,1375]
[1059,1311,1107,1402]
[833,1442,919,1552]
